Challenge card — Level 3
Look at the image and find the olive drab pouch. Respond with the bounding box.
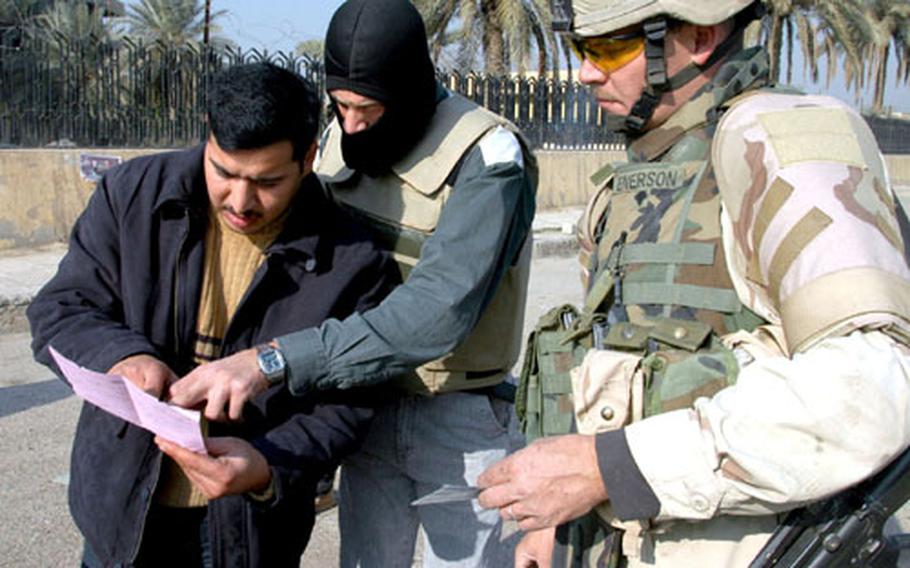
[569,318,740,434]
[641,333,740,418]
[515,305,631,568]
[517,304,599,441]
[520,309,746,568]
[551,513,624,568]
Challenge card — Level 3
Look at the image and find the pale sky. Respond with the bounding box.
[212,0,344,54]
[208,0,907,114]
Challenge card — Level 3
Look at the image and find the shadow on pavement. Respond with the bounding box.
[0,378,72,419]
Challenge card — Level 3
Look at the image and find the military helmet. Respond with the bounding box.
[551,0,760,133]
[555,0,758,37]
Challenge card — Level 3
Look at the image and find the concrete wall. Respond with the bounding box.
[887,155,910,188]
[0,149,167,250]
[535,150,627,209]
[1,148,909,251]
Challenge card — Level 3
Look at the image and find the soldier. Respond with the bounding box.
[477,0,910,566]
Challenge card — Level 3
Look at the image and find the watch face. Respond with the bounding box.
[257,347,286,382]
[261,352,281,373]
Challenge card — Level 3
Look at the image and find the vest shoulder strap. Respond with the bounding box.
[393,94,511,195]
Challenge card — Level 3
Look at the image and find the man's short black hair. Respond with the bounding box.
[206,62,319,165]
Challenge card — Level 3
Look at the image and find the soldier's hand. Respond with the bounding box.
[515,527,556,568]
[155,436,271,499]
[477,434,607,531]
[108,354,177,399]
[168,348,268,421]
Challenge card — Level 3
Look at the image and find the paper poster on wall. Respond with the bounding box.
[79,153,122,182]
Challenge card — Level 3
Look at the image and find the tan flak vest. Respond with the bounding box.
[317,93,534,394]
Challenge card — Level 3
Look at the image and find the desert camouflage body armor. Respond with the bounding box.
[519,47,772,444]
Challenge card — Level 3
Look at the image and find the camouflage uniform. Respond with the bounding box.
[521,4,910,564]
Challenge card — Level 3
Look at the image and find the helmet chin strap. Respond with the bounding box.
[623,18,743,133]
[625,19,669,133]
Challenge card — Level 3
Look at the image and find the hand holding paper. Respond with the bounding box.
[50,347,206,454]
[108,353,176,399]
[156,436,271,499]
[411,485,520,541]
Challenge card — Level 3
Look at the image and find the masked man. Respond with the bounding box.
[169,1,538,565]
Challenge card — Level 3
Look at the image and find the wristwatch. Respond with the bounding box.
[255,343,287,385]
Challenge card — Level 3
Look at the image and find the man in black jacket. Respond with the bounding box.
[27,62,398,567]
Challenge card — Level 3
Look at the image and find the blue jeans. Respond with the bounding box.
[339,391,525,567]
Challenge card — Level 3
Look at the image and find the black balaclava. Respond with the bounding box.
[324,0,438,175]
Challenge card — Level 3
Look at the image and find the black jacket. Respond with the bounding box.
[27,144,399,567]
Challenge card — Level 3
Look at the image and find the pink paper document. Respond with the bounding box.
[49,347,206,453]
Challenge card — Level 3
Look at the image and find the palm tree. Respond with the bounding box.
[295,39,323,62]
[762,0,825,83]
[6,1,125,145]
[125,0,225,47]
[809,0,865,92]
[413,0,563,77]
[28,0,118,44]
[121,0,228,146]
[760,0,872,103]
[1,1,123,47]
[1,0,50,46]
[851,0,910,113]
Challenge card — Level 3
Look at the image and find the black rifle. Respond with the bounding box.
[750,445,910,567]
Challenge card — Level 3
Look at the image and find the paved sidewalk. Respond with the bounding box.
[0,242,69,334]
[0,207,583,335]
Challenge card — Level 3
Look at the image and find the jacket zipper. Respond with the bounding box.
[130,211,192,564]
[172,213,192,367]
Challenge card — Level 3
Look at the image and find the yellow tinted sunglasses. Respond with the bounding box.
[570,32,645,74]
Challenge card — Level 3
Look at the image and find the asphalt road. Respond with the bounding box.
[0,255,582,567]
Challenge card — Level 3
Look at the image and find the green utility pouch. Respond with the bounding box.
[641,333,740,418]
[518,308,742,440]
[552,512,623,568]
[517,304,596,441]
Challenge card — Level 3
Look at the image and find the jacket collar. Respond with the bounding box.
[152,143,209,215]
[267,173,331,267]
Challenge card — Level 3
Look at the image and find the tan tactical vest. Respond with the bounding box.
[317,93,534,394]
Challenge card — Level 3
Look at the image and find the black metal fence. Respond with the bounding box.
[864,115,910,155]
[2,38,909,152]
[0,38,327,148]
[0,38,623,150]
